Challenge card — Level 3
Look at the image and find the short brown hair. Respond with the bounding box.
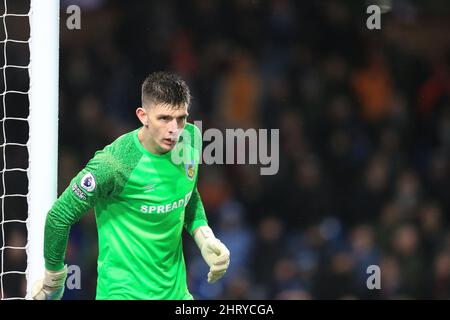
[141,71,191,108]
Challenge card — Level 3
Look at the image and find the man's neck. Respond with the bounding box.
[138,127,166,155]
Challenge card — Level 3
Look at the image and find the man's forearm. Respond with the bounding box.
[43,187,89,270]
[44,209,72,271]
[184,187,208,236]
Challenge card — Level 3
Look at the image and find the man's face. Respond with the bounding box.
[145,103,188,154]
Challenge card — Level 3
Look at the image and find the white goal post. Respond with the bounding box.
[26,0,59,299]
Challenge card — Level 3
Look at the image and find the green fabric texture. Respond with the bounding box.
[44,123,208,299]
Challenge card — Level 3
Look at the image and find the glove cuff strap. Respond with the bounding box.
[44,265,68,288]
[194,226,215,250]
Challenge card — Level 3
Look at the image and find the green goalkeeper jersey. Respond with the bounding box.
[44,123,208,300]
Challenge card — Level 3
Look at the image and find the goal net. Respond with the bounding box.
[0,0,59,300]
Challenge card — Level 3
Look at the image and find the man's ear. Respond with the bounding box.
[136,107,149,127]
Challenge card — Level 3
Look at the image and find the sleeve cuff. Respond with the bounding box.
[45,260,65,271]
[188,219,209,237]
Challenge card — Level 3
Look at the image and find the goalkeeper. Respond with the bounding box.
[32,72,230,300]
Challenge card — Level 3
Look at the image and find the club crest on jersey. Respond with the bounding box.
[80,172,96,192]
[185,162,195,180]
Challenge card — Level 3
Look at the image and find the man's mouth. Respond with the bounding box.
[162,138,177,146]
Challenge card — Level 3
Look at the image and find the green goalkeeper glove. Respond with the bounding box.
[194,226,230,283]
[32,265,67,300]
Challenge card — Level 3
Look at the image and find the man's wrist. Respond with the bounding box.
[194,225,215,249]
[45,260,65,272]
[43,265,68,288]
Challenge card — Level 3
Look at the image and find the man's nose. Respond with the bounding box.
[168,119,178,134]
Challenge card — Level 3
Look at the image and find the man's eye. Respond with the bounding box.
[160,116,170,121]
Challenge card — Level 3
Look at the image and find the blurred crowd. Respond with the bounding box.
[2,0,450,299]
